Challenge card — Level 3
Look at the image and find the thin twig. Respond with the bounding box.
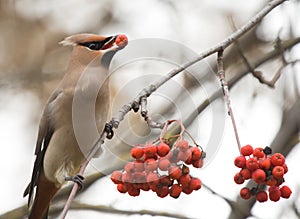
[217,50,242,150]
[140,96,165,128]
[56,202,192,219]
[235,41,275,87]
[60,0,287,217]
[60,132,107,218]
[229,16,276,88]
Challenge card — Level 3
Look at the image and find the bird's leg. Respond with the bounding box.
[65,174,85,190]
[104,122,114,139]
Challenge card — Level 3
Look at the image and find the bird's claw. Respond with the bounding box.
[104,123,114,139]
[65,174,85,190]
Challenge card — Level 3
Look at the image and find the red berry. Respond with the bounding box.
[144,144,157,159]
[140,183,150,191]
[159,175,173,187]
[115,34,128,48]
[117,183,128,193]
[269,187,281,202]
[189,177,202,191]
[132,172,146,184]
[272,166,285,179]
[130,147,144,159]
[182,186,193,194]
[158,158,171,171]
[259,158,271,170]
[192,159,204,168]
[146,172,159,186]
[122,172,132,183]
[234,172,245,184]
[169,184,182,198]
[156,185,169,198]
[268,186,279,192]
[111,171,123,184]
[240,145,253,156]
[124,162,135,173]
[280,185,292,199]
[177,150,192,162]
[144,158,158,171]
[240,168,251,180]
[246,158,259,171]
[157,142,170,157]
[266,178,277,186]
[234,156,246,168]
[133,160,144,172]
[253,147,265,158]
[240,187,251,200]
[271,153,285,166]
[256,191,268,202]
[252,169,266,184]
[169,166,182,180]
[276,178,284,186]
[282,163,288,173]
[127,186,140,196]
[185,155,193,165]
[179,174,191,187]
[177,140,189,152]
[191,147,202,161]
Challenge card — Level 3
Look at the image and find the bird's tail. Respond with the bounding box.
[28,172,60,219]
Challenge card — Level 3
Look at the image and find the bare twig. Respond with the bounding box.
[217,50,242,150]
[60,0,287,217]
[229,16,276,88]
[234,40,275,87]
[60,132,107,218]
[140,96,165,128]
[55,202,191,219]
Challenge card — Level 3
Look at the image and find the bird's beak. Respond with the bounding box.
[102,34,128,51]
[100,34,128,68]
[101,36,118,50]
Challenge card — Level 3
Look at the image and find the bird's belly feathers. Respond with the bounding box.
[43,126,84,186]
[44,82,110,186]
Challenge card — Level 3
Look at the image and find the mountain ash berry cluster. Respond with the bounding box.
[234,145,292,202]
[111,138,205,198]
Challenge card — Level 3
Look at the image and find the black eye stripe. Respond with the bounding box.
[79,37,114,51]
[80,41,104,50]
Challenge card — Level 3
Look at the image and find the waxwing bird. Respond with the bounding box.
[23,33,128,219]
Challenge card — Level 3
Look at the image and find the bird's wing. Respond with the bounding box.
[23,89,63,206]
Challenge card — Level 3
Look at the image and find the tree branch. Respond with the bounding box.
[217,50,241,150]
[59,1,288,217]
[53,202,192,219]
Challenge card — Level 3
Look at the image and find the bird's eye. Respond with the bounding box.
[87,43,97,50]
[80,42,104,50]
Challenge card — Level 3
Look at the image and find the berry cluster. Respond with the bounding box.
[111,139,205,198]
[234,145,292,202]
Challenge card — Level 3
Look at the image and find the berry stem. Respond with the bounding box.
[159,120,185,144]
[217,50,242,151]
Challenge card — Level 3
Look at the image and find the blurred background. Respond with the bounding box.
[0,0,300,218]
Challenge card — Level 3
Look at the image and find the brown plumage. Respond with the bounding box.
[24,33,125,219]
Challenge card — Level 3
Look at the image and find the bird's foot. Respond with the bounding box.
[65,174,84,190]
[104,123,114,139]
